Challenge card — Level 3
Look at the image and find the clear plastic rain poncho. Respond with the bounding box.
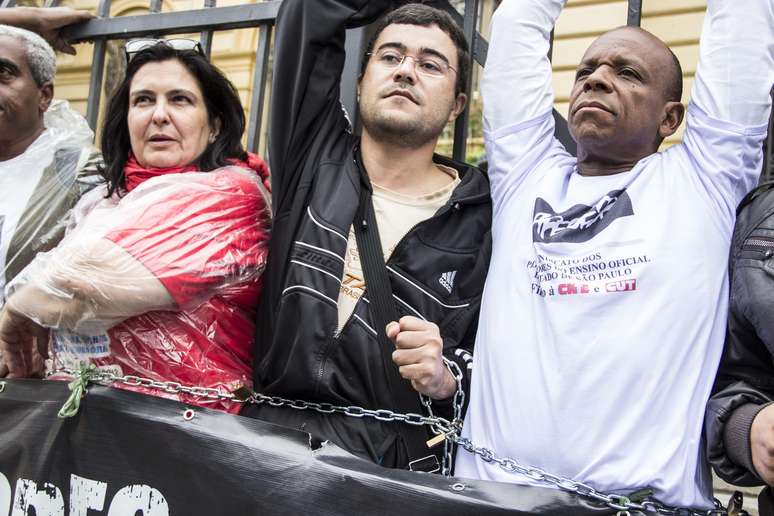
[0,99,101,295]
[5,162,272,413]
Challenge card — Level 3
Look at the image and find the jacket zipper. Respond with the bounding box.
[742,236,774,252]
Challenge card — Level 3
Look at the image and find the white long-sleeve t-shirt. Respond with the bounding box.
[456,0,774,508]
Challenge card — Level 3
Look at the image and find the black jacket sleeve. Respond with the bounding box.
[707,243,774,486]
[269,0,397,213]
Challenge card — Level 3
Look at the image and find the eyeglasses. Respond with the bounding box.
[124,38,204,62]
[366,49,457,77]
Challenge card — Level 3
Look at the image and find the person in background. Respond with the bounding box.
[457,0,773,511]
[706,178,774,508]
[0,40,272,414]
[0,25,101,298]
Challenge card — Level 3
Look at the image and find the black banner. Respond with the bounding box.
[0,379,617,515]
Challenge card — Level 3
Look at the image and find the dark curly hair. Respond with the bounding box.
[360,3,470,97]
[99,43,247,197]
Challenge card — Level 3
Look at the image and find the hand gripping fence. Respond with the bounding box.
[46,365,739,516]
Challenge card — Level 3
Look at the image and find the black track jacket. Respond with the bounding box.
[250,0,492,467]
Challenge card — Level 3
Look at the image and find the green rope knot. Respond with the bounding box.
[627,487,654,503]
[57,364,98,419]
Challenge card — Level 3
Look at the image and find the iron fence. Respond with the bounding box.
[2,0,772,177]
[4,0,494,160]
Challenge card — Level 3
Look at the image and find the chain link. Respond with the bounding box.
[451,434,732,515]
[47,368,735,516]
[421,358,465,475]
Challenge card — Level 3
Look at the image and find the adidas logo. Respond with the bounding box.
[439,271,457,294]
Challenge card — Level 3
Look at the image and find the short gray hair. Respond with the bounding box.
[0,25,56,86]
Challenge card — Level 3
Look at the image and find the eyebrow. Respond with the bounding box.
[129,88,198,98]
[376,41,452,65]
[166,88,197,98]
[579,54,648,71]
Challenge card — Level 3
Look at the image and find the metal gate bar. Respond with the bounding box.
[199,0,216,56]
[246,24,272,153]
[627,0,643,27]
[9,0,767,169]
[84,0,112,130]
[63,2,281,41]
[452,0,480,162]
[60,0,491,157]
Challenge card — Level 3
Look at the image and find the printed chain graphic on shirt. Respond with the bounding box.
[532,189,634,244]
[528,189,648,298]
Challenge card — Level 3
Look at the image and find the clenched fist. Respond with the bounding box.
[387,316,455,400]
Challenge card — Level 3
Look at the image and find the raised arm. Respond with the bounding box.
[482,0,565,133]
[690,0,774,128]
[681,0,774,214]
[269,0,395,211]
[482,0,569,209]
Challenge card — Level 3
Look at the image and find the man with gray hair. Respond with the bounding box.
[0,25,57,160]
[0,25,100,304]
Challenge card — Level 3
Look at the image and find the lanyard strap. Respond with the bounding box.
[352,149,438,470]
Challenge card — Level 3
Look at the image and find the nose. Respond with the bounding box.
[392,55,417,85]
[583,66,613,93]
[151,99,170,125]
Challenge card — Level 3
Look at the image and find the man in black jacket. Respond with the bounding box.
[244,0,491,471]
[706,183,774,491]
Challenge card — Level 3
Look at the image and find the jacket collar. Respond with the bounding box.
[350,143,491,207]
[432,153,491,206]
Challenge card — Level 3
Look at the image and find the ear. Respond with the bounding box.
[38,82,53,114]
[658,101,685,139]
[209,117,222,140]
[447,92,468,123]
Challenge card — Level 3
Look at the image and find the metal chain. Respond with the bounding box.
[47,368,735,516]
[451,434,731,516]
[421,358,465,476]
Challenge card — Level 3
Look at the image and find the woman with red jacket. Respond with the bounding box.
[0,40,271,413]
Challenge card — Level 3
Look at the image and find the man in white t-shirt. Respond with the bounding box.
[456,0,773,510]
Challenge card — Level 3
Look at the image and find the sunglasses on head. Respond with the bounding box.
[124,38,204,62]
